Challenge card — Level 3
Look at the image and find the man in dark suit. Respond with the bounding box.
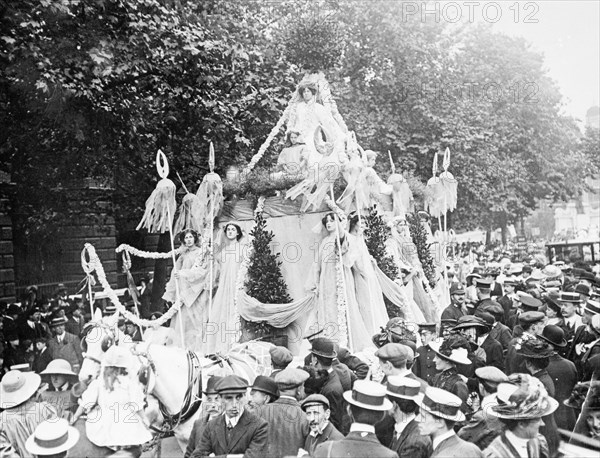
[184,376,223,458]
[139,274,153,319]
[65,304,85,337]
[441,283,467,322]
[472,312,505,371]
[46,316,83,374]
[192,375,268,458]
[538,324,578,431]
[300,394,343,455]
[496,277,518,325]
[308,338,347,434]
[385,376,432,458]
[417,387,483,458]
[258,367,309,458]
[31,337,53,374]
[477,303,512,354]
[314,380,398,458]
[568,299,600,378]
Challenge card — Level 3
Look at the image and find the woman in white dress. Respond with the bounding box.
[306,213,372,351]
[205,222,247,354]
[162,229,211,352]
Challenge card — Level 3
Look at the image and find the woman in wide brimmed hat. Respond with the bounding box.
[428,336,471,411]
[40,358,79,419]
[0,370,57,457]
[484,374,558,458]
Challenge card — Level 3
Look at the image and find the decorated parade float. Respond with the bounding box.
[82,73,458,357]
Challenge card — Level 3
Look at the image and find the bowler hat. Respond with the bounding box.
[343,380,393,411]
[203,376,224,395]
[310,337,337,359]
[251,375,280,399]
[538,325,567,348]
[453,315,488,331]
[216,375,248,395]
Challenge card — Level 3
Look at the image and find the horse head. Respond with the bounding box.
[78,308,131,382]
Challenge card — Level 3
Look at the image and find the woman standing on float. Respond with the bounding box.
[206,222,247,354]
[162,229,212,352]
[307,212,371,351]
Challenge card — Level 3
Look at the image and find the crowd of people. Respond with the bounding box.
[1,253,600,457]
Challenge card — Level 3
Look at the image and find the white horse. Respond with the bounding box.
[78,310,273,452]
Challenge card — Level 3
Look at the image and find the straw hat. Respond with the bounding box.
[428,340,471,366]
[25,418,79,456]
[0,370,42,409]
[343,380,393,411]
[386,376,423,402]
[490,374,558,419]
[40,359,78,380]
[419,387,465,422]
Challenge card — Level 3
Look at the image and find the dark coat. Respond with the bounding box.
[431,433,483,458]
[332,360,356,391]
[303,421,344,456]
[441,303,465,322]
[533,370,559,458]
[47,332,83,373]
[488,322,512,353]
[32,347,54,374]
[496,295,514,325]
[256,396,308,458]
[431,368,469,411]
[480,335,504,371]
[484,432,549,458]
[458,398,503,450]
[581,339,600,381]
[314,431,398,458]
[412,345,439,385]
[567,325,596,379]
[320,369,347,434]
[546,352,577,430]
[184,414,210,458]
[389,419,432,458]
[65,315,85,337]
[191,409,268,458]
[339,354,369,380]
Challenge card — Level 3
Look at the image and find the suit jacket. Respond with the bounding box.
[488,322,512,353]
[65,316,85,337]
[191,409,268,458]
[496,295,514,325]
[339,354,369,380]
[568,325,596,378]
[333,360,356,391]
[256,396,308,458]
[320,369,347,434]
[533,370,559,457]
[480,335,504,371]
[413,345,439,385]
[546,353,577,430]
[431,433,483,458]
[314,430,398,458]
[32,347,54,374]
[389,419,432,458]
[303,421,344,456]
[185,414,210,458]
[47,332,83,373]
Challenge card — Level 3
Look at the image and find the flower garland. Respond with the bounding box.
[116,244,182,259]
[242,105,292,176]
[81,244,182,328]
[324,195,349,347]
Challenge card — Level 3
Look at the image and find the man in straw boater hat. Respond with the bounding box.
[0,370,57,458]
[384,376,432,458]
[261,367,309,458]
[25,418,79,458]
[313,380,398,458]
[191,375,268,458]
[483,374,558,458]
[416,386,483,458]
[184,375,223,458]
[569,299,600,377]
[300,394,344,456]
[428,335,471,412]
[556,291,584,347]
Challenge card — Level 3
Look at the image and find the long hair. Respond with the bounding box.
[103,366,128,392]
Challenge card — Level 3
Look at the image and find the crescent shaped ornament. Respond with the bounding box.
[156,149,169,178]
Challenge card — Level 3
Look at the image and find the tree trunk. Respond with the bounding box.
[150,232,171,314]
[500,213,508,245]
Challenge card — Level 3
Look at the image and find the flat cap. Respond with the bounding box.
[250,375,279,399]
[478,303,503,317]
[274,367,309,391]
[520,295,542,310]
[518,311,546,326]
[301,394,330,411]
[269,346,293,367]
[475,366,509,383]
[375,343,411,365]
[215,375,248,395]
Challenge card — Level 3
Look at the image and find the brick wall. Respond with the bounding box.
[0,198,15,302]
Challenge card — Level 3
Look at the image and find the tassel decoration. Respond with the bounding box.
[174,192,203,234]
[387,173,412,217]
[136,150,176,233]
[425,152,445,218]
[196,143,224,230]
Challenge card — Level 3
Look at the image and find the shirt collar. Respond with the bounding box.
[505,430,529,458]
[279,395,297,401]
[309,421,329,437]
[394,413,416,436]
[432,429,455,451]
[225,409,243,428]
[350,423,375,434]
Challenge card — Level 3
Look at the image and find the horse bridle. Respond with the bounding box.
[81,322,120,365]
